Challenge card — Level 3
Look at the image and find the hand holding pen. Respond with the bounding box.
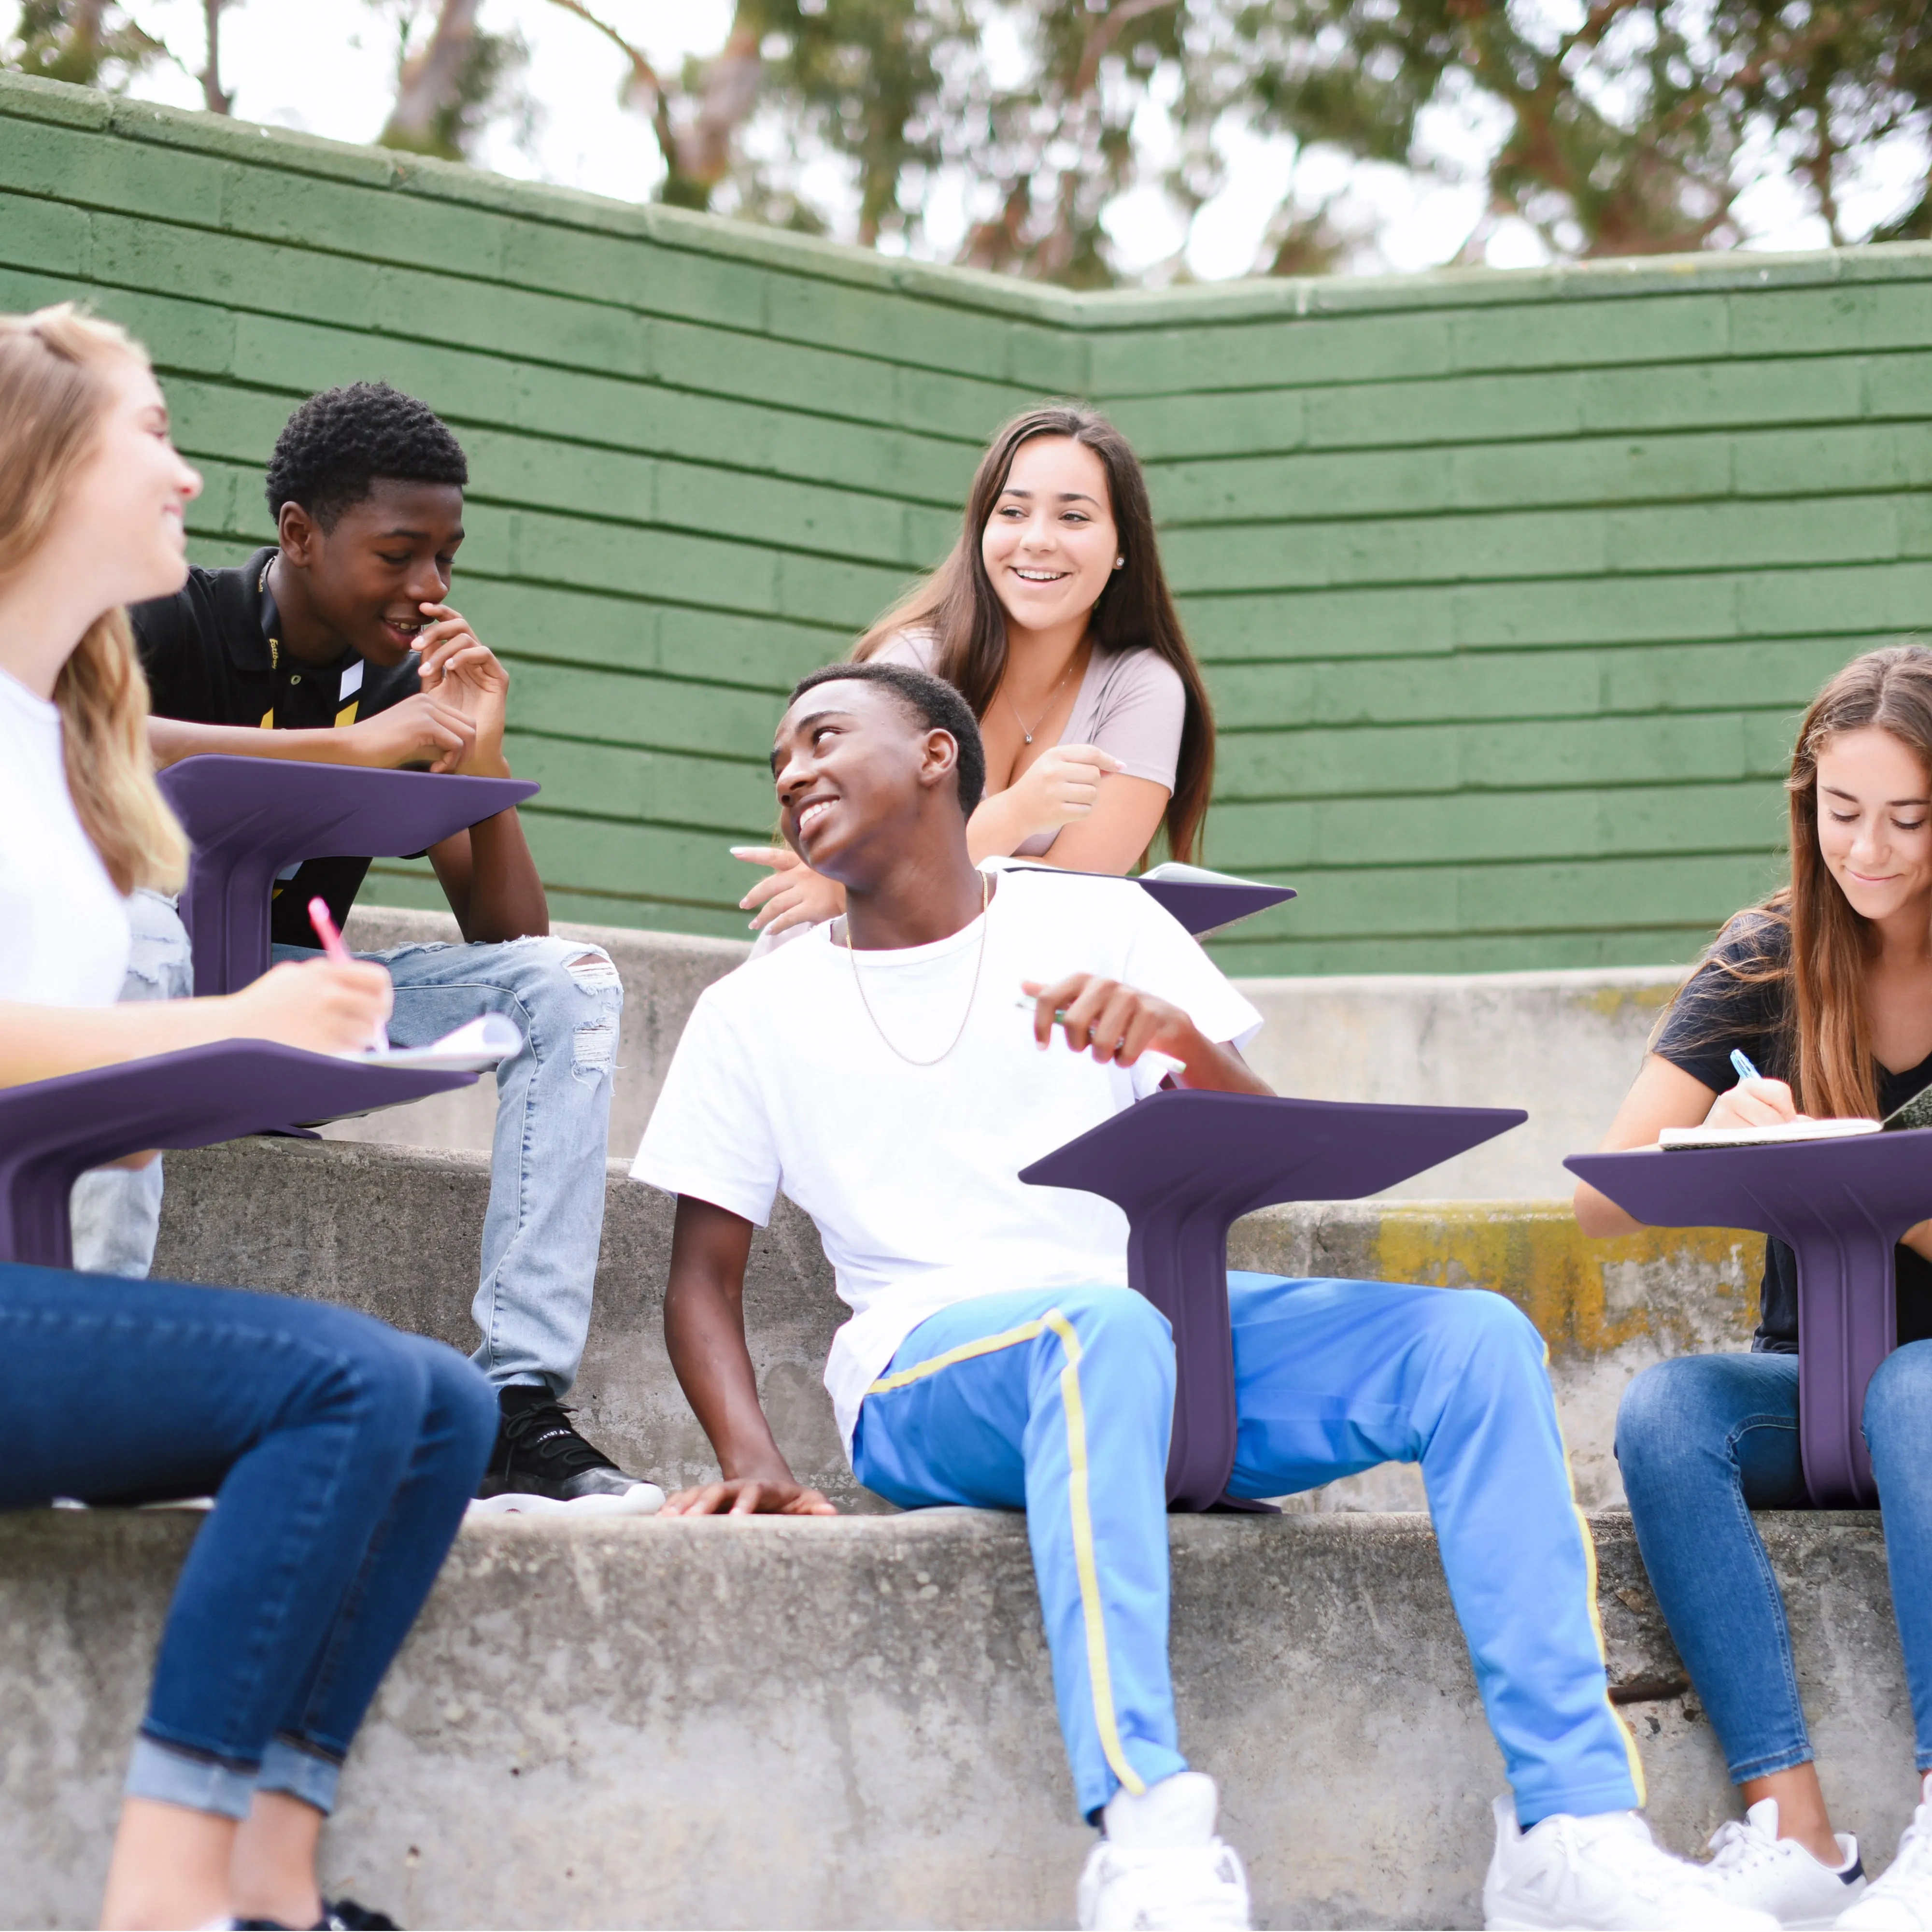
[308,897,390,1052]
[1707,1046,1801,1131]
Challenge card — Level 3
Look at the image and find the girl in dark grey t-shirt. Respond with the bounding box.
[1577,642,1932,1926]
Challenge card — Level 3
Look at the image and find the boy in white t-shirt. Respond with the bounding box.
[632,663,1774,1932]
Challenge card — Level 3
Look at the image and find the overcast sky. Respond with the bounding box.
[106,0,1932,283]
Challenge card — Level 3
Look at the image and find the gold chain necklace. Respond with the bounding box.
[1004,641,1087,746]
[843,871,990,1067]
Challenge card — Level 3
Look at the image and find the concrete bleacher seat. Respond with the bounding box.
[0,929,1907,1927]
[0,1134,1906,1927]
[4,1496,1905,1929]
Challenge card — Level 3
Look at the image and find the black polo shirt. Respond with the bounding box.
[132,546,424,947]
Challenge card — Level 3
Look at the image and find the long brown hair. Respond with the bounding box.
[1688,643,1932,1118]
[854,403,1215,864]
[0,305,186,895]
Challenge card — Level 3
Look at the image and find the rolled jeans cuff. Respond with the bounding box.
[256,1734,342,1815]
[125,1733,258,1821]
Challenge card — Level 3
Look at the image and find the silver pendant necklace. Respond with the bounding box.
[1004,642,1087,745]
[844,871,991,1067]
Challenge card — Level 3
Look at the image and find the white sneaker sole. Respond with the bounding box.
[467,1482,666,1521]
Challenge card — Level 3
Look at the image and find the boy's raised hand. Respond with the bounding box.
[343,691,478,773]
[1022,971,1195,1068]
[411,601,510,777]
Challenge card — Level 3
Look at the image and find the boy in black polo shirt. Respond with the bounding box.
[134,382,661,1516]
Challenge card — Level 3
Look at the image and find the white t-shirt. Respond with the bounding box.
[0,668,129,1005]
[631,866,1263,1456]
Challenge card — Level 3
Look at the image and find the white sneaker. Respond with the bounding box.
[1838,1775,1932,1927]
[1484,1796,1783,1929]
[1077,1772,1250,1931]
[465,1481,664,1520]
[1704,1798,1865,1927]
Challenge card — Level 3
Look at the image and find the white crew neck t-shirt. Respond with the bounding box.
[632,866,1262,1456]
[0,668,129,1005]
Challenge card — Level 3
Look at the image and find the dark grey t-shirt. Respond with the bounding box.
[1653,916,1932,1350]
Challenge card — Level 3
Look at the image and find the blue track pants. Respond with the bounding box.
[852,1273,1644,1823]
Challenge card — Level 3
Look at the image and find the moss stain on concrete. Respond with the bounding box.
[1573,980,1683,1021]
[1366,1204,1758,1358]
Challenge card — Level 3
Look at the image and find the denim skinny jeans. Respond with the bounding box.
[1617,1343,1932,1781]
[273,933,622,1394]
[0,1262,495,1818]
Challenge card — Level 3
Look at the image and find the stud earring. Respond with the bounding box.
[1113,556,1124,569]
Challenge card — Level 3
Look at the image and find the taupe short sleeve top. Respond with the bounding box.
[875,631,1186,856]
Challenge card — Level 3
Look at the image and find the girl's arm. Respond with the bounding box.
[0,957,393,1089]
[994,771,1169,872]
[1572,1052,1795,1236]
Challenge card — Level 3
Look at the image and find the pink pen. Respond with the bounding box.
[308,896,389,1051]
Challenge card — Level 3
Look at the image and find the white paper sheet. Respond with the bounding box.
[339,1011,523,1070]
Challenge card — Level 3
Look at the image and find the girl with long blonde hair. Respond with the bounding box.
[1578,643,1932,1926]
[0,304,494,1930]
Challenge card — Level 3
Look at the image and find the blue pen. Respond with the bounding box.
[1731,1048,1762,1085]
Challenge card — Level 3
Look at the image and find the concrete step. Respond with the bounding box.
[152,1139,1763,1513]
[0,1506,1907,1929]
[333,906,1685,1200]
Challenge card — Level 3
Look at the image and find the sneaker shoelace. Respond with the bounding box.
[499,1398,617,1479]
[1560,1813,1720,1907]
[1706,1816,1785,1875]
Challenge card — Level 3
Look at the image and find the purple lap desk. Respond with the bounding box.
[0,1041,475,1270]
[1000,864,1295,937]
[1023,1092,1527,1511]
[158,756,538,996]
[1567,1133,1932,1507]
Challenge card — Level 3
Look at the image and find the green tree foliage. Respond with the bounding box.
[1188,0,1932,265]
[4,0,165,90]
[373,0,528,162]
[15,0,1931,279]
[557,0,1932,279]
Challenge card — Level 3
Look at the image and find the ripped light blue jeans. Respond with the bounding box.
[272,934,622,1394]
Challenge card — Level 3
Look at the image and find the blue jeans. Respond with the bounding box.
[1617,1344,1932,1780]
[853,1275,1643,1823]
[274,935,622,1393]
[70,890,197,1278]
[0,1262,495,1818]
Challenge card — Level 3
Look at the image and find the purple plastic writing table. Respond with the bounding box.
[158,757,537,995]
[1134,877,1294,937]
[1001,864,1294,938]
[1023,1091,1526,1510]
[0,1041,475,1270]
[1567,1131,1932,1506]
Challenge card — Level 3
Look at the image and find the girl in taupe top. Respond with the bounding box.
[736,403,1216,936]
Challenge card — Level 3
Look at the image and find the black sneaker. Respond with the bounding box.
[323,1901,400,1930]
[231,1904,397,1932]
[469,1386,664,1517]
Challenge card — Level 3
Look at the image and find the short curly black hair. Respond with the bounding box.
[787,661,986,818]
[264,381,468,530]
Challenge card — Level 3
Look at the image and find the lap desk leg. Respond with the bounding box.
[1023,1092,1526,1512]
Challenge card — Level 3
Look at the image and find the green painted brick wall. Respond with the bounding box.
[0,71,1924,975]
